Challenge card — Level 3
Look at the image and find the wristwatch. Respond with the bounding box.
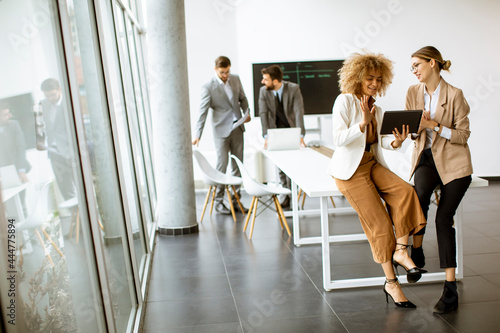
[434,123,440,132]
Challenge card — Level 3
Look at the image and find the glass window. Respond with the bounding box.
[0,0,105,332]
[64,0,141,330]
[125,19,155,241]
[112,4,148,284]
[132,23,157,241]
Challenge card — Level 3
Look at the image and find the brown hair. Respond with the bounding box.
[338,52,394,97]
[215,56,231,68]
[412,46,451,71]
[261,65,283,82]
[41,78,60,92]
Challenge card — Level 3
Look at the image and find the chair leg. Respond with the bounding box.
[231,185,245,215]
[297,188,303,202]
[249,199,259,239]
[200,186,213,222]
[209,186,216,215]
[75,208,80,244]
[18,237,24,267]
[272,195,284,229]
[42,227,64,257]
[226,186,237,222]
[69,208,76,239]
[330,196,336,208]
[276,199,292,237]
[301,191,306,209]
[244,197,256,232]
[434,190,440,205]
[35,229,54,266]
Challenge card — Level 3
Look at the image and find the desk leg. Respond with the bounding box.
[13,194,25,221]
[291,180,300,246]
[456,201,464,279]
[274,165,280,186]
[320,196,332,291]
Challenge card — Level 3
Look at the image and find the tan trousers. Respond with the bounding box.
[335,152,426,263]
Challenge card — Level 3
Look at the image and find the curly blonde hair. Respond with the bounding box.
[338,52,394,97]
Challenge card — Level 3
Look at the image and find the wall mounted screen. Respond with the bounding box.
[252,60,344,117]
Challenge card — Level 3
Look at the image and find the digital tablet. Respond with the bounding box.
[380,110,423,135]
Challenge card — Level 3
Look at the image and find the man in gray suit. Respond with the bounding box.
[259,65,306,208]
[192,56,250,215]
[40,78,76,200]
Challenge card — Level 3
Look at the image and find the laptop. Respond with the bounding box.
[0,165,23,189]
[267,127,301,151]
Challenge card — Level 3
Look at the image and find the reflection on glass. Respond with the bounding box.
[113,4,147,281]
[67,0,138,331]
[0,0,104,332]
[127,20,156,236]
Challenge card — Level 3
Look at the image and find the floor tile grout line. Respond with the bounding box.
[280,233,351,332]
[209,215,246,332]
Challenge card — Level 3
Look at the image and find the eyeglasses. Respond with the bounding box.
[410,62,424,73]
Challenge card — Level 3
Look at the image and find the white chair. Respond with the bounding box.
[193,150,245,222]
[231,155,291,239]
[17,180,63,266]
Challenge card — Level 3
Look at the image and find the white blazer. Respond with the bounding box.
[327,94,397,180]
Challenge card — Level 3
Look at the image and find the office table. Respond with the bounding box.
[262,147,489,290]
[2,183,29,221]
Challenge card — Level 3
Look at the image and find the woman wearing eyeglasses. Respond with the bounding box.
[405,46,473,314]
[328,52,427,308]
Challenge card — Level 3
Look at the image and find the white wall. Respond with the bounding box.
[185,0,500,179]
[0,0,62,185]
[0,0,60,103]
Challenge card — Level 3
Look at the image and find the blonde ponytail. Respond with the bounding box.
[442,60,452,71]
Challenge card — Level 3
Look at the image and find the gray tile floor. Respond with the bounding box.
[144,179,500,332]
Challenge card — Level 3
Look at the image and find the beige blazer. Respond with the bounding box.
[405,78,473,185]
[328,94,397,180]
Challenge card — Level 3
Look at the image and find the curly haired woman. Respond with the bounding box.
[327,52,427,308]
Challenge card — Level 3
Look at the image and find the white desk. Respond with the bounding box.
[262,147,489,290]
[2,183,29,221]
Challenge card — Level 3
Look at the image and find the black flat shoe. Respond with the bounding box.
[215,202,231,215]
[433,280,458,314]
[383,278,416,308]
[411,246,426,269]
[393,244,427,283]
[232,201,247,214]
[280,195,291,209]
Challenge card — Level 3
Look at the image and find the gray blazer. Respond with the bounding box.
[194,74,249,139]
[0,120,31,172]
[258,81,306,137]
[41,99,72,159]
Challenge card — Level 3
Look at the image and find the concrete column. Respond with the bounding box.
[147,0,198,234]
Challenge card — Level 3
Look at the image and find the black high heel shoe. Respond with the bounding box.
[393,244,427,283]
[383,278,416,308]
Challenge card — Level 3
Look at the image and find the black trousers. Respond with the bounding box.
[414,148,471,268]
